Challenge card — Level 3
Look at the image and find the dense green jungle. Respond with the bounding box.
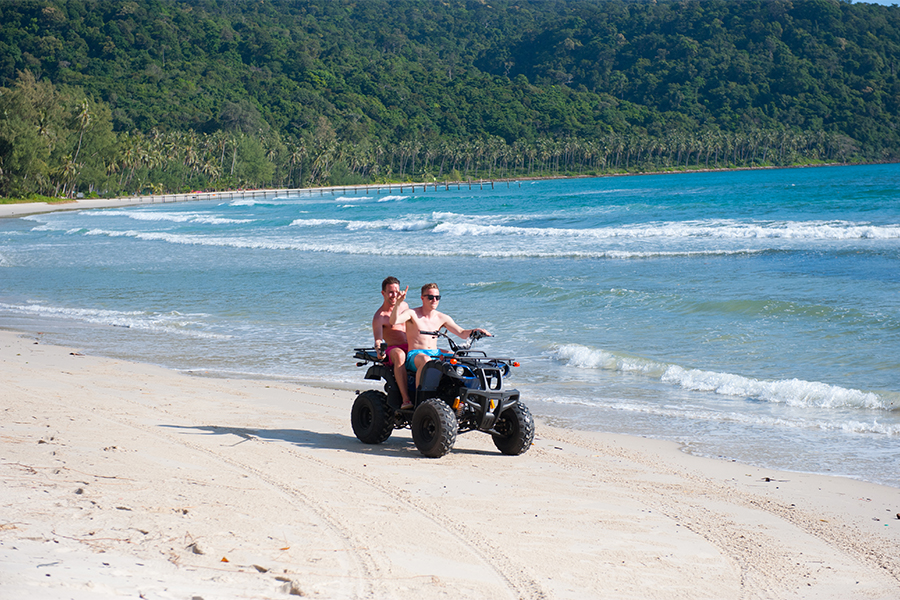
[2,0,899,198]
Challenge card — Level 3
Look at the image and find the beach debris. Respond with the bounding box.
[187,542,205,555]
[220,556,229,562]
[276,577,305,596]
[896,513,900,520]
[253,564,268,573]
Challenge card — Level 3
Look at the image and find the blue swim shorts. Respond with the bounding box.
[405,348,442,372]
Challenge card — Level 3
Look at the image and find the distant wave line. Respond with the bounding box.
[92,210,255,224]
[285,214,900,240]
[433,219,900,240]
[76,228,764,259]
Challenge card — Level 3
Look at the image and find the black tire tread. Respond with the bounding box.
[411,398,458,458]
[351,390,393,444]
[492,402,535,455]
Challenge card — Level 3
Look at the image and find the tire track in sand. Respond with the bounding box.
[532,429,899,599]
[18,364,542,600]
[75,402,542,599]
[269,440,548,600]
[10,381,378,599]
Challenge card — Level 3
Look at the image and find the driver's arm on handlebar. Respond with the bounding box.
[441,315,491,340]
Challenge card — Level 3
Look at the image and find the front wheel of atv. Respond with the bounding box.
[351,390,393,444]
[492,402,535,455]
[411,398,458,458]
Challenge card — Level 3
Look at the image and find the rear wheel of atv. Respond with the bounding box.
[351,390,393,444]
[492,402,535,455]
[411,398,458,458]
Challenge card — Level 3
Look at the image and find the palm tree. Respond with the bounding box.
[71,99,90,165]
[201,159,221,182]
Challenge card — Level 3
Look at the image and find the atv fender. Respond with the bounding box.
[365,364,403,409]
[416,360,445,393]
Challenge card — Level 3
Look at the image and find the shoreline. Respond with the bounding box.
[2,328,899,599]
[7,324,898,491]
[0,160,876,220]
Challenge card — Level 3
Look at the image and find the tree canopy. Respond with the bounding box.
[2,0,899,196]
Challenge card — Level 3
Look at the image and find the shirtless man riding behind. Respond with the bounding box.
[390,282,491,390]
[372,276,412,409]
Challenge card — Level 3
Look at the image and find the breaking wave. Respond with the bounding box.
[77,227,763,259]
[91,210,254,225]
[433,219,900,240]
[550,343,895,412]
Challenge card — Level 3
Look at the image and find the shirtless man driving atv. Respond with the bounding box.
[390,282,491,392]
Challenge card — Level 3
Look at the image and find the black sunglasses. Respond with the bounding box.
[424,294,441,301]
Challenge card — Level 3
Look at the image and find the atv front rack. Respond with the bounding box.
[354,347,384,366]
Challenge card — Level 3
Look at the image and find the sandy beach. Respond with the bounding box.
[1,197,182,219]
[0,183,486,220]
[1,329,898,599]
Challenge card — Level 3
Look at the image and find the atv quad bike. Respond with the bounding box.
[351,329,534,458]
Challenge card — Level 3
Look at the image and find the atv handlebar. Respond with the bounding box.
[419,328,492,352]
[355,328,518,369]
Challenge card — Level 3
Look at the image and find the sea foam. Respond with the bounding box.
[91,210,254,225]
[551,343,892,411]
[433,219,900,240]
[0,302,229,339]
[76,227,764,259]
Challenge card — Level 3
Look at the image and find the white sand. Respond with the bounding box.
[1,329,898,599]
[0,184,441,219]
[0,197,183,218]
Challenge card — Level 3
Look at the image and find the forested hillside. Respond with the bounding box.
[2,0,899,197]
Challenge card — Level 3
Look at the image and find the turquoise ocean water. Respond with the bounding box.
[2,164,898,486]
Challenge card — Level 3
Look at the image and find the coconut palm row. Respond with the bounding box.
[92,126,852,196]
[2,109,854,199]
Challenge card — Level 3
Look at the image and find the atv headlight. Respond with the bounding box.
[455,366,467,377]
